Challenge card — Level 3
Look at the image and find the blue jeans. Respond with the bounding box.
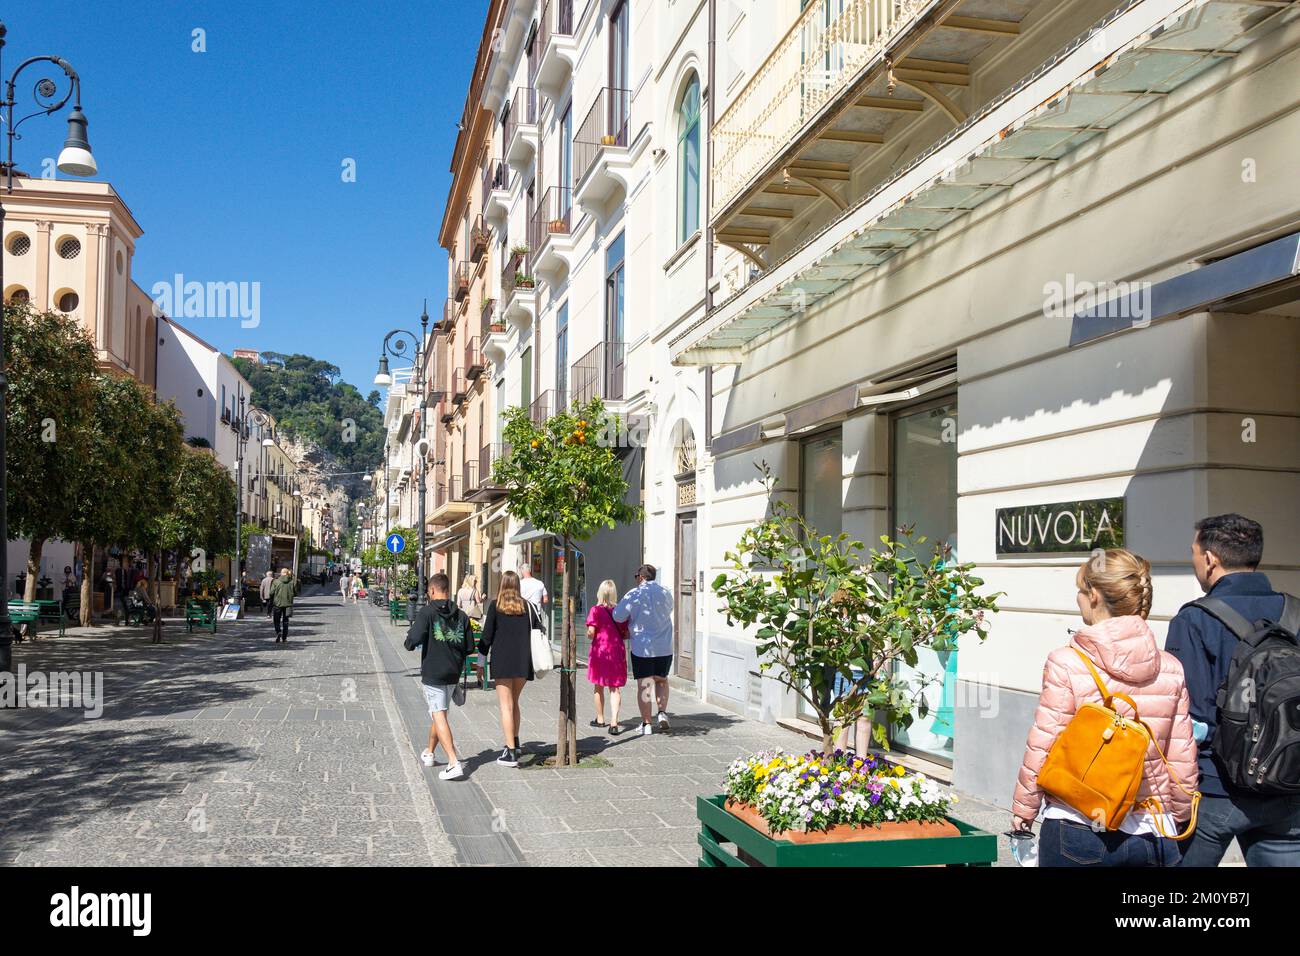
[1039,819,1180,867]
[1178,794,1300,867]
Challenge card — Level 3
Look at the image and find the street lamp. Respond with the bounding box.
[232,394,273,606]
[0,23,98,673]
[373,304,430,606]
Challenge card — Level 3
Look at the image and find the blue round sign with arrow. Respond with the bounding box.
[385,533,406,555]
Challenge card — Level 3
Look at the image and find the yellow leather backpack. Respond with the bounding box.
[1037,649,1200,839]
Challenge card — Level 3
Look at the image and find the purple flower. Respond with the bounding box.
[869,791,882,804]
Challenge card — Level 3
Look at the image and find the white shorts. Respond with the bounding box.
[422,683,456,714]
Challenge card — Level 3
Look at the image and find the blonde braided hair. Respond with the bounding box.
[1081,548,1153,619]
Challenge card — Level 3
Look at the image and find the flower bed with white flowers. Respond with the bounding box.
[724,749,953,835]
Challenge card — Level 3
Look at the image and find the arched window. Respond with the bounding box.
[677,74,701,245]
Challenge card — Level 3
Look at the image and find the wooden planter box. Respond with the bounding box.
[696,795,996,868]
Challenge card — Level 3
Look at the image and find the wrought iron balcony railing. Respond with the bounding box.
[529,389,566,426]
[528,186,572,266]
[571,340,625,407]
[465,336,484,381]
[504,86,537,155]
[575,87,631,188]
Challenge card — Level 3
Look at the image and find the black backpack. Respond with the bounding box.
[1190,594,1300,794]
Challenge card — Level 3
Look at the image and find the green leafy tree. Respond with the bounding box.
[2,305,97,601]
[158,446,237,589]
[713,464,1002,754]
[64,375,165,626]
[493,397,641,766]
[131,398,185,642]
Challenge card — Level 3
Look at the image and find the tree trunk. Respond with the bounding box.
[23,537,45,603]
[152,550,163,644]
[820,716,835,757]
[556,535,575,767]
[79,541,95,627]
[567,591,578,762]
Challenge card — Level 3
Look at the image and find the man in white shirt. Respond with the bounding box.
[612,564,675,735]
[518,565,548,614]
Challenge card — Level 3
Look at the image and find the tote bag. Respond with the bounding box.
[528,601,555,675]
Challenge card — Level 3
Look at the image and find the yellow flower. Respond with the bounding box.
[894,765,906,777]
[890,778,901,789]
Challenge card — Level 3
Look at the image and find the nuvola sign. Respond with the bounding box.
[996,497,1124,556]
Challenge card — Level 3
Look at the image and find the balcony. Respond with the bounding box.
[574,87,635,217]
[571,340,625,407]
[469,215,490,264]
[429,474,473,528]
[534,0,577,101]
[529,389,566,426]
[470,442,509,501]
[462,458,480,496]
[504,86,539,173]
[451,368,468,405]
[501,249,536,330]
[482,300,509,366]
[453,261,472,302]
[483,159,511,230]
[529,186,575,286]
[438,298,457,334]
[465,336,485,381]
[439,396,455,425]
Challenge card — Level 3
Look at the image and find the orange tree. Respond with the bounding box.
[492,397,640,766]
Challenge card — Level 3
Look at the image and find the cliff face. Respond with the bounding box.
[280,433,363,549]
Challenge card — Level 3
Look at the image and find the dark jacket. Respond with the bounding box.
[404,599,474,687]
[269,575,296,609]
[1165,571,1287,797]
[477,599,538,681]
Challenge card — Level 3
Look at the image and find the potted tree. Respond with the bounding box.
[699,463,1002,866]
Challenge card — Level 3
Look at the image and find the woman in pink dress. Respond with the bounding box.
[587,579,630,735]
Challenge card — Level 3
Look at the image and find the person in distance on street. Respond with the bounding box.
[404,573,475,780]
[612,564,675,736]
[477,571,537,767]
[587,579,629,734]
[260,569,274,616]
[269,568,296,643]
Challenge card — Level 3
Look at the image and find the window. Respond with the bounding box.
[57,237,82,260]
[6,233,31,256]
[889,398,959,763]
[57,290,79,313]
[521,346,533,407]
[556,302,569,399]
[796,429,843,721]
[605,232,625,345]
[677,74,702,244]
[6,287,29,306]
[560,104,573,213]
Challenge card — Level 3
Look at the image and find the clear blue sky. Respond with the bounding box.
[5,0,488,395]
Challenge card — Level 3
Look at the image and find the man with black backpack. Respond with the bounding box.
[1167,514,1300,866]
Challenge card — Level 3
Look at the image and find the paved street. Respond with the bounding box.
[1,587,1015,867]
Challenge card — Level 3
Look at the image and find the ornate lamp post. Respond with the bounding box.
[0,23,99,673]
[373,304,430,607]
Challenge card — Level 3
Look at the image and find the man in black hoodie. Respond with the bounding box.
[404,572,474,780]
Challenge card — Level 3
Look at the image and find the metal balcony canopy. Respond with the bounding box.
[673,0,1291,366]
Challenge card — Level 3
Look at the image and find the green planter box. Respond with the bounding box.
[696,795,996,868]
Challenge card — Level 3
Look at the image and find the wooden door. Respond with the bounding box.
[675,512,696,679]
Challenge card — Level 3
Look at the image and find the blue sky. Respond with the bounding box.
[6,0,489,395]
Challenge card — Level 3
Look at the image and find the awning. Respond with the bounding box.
[428,532,468,553]
[671,0,1287,365]
[509,523,554,546]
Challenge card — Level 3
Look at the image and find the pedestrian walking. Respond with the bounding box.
[1011,548,1200,867]
[259,570,274,616]
[457,574,486,685]
[477,571,539,767]
[404,573,474,781]
[1165,514,1300,867]
[339,570,351,605]
[518,564,548,612]
[113,560,132,624]
[587,579,629,734]
[612,564,675,736]
[269,568,296,643]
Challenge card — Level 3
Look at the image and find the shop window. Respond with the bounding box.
[889,398,959,763]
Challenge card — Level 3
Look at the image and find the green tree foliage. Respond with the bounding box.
[158,446,237,570]
[713,464,1003,754]
[493,398,641,766]
[3,305,98,600]
[231,352,383,473]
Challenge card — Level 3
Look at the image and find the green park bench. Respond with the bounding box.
[185,599,217,634]
[7,600,65,639]
[389,599,407,626]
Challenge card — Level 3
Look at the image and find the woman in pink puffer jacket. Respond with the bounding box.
[1012,548,1199,867]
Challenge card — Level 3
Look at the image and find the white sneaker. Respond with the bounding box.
[656,711,670,732]
[640,721,654,736]
[438,762,464,780]
[420,749,437,768]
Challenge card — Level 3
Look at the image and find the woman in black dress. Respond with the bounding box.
[478,571,539,767]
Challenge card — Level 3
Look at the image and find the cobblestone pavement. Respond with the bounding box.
[1,590,1019,867]
[0,587,453,866]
